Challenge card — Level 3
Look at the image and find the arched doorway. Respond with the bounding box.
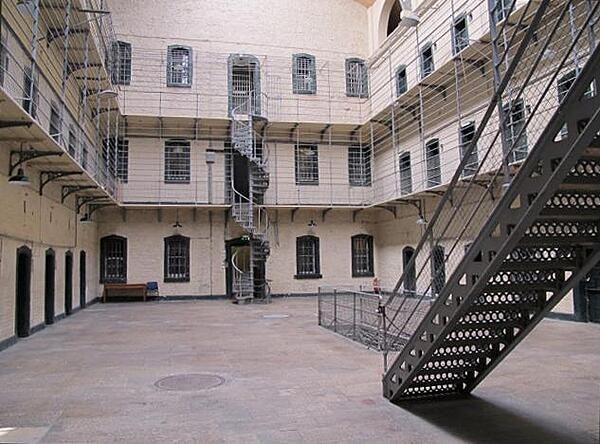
[44,249,55,325]
[65,251,73,315]
[15,246,32,337]
[79,251,87,309]
[378,0,403,44]
[387,1,402,36]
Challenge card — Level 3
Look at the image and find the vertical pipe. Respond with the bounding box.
[353,292,357,339]
[333,288,338,332]
[387,51,399,197]
[317,287,322,326]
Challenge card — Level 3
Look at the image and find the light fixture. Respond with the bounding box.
[8,167,30,186]
[416,216,428,225]
[80,213,93,224]
[308,220,317,228]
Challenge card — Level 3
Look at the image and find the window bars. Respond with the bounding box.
[295,144,319,185]
[352,235,374,277]
[164,235,190,282]
[346,58,368,98]
[348,145,372,186]
[167,45,193,87]
[296,235,321,278]
[164,140,191,183]
[293,53,317,94]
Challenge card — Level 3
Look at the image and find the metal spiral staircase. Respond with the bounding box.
[230,92,271,303]
[382,0,600,402]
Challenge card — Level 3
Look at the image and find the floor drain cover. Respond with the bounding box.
[154,374,225,391]
[263,314,290,319]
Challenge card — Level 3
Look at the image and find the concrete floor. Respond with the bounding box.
[0,298,598,444]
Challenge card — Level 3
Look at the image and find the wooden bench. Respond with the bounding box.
[103,283,147,302]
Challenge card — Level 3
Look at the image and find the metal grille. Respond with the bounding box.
[352,235,374,277]
[348,145,371,186]
[453,16,469,54]
[296,235,320,277]
[164,236,190,282]
[503,99,528,163]
[231,65,254,113]
[293,54,316,94]
[22,67,38,118]
[459,122,478,177]
[425,139,441,187]
[0,38,7,87]
[164,140,191,183]
[112,41,131,85]
[420,44,435,79]
[101,236,126,283]
[67,127,76,156]
[346,59,368,98]
[396,66,407,96]
[117,139,129,182]
[399,152,412,195]
[295,144,319,185]
[167,45,192,87]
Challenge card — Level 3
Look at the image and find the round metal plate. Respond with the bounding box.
[154,374,225,392]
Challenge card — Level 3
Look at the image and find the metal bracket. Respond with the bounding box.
[39,171,82,195]
[353,208,365,223]
[321,207,333,222]
[45,28,88,46]
[376,205,397,219]
[421,83,447,99]
[76,195,106,213]
[85,203,114,218]
[462,58,486,76]
[320,124,331,143]
[0,121,33,130]
[290,207,299,222]
[61,185,97,203]
[9,150,63,175]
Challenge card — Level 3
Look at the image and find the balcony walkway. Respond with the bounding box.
[0,298,597,443]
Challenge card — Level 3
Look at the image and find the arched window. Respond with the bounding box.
[100,235,127,283]
[296,235,321,279]
[164,235,190,282]
[292,53,317,94]
[426,138,441,187]
[402,246,416,295]
[352,235,374,277]
[387,1,402,36]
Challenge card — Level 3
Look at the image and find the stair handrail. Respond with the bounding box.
[382,0,600,352]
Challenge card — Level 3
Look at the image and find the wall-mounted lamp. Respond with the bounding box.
[8,168,30,186]
[173,209,183,228]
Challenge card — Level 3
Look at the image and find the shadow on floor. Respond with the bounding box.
[400,395,591,444]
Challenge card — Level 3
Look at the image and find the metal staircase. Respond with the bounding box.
[382,0,600,402]
[230,92,271,303]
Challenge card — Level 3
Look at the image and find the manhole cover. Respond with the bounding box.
[154,374,225,391]
[263,314,290,319]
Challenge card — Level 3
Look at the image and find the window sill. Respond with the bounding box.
[295,182,320,186]
[352,273,374,278]
[166,83,192,88]
[164,278,190,283]
[164,180,191,185]
[294,274,322,280]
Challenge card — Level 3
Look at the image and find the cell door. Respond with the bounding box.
[45,249,55,325]
[228,55,261,116]
[65,252,73,315]
[79,251,87,309]
[15,246,32,337]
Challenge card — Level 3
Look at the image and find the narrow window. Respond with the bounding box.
[295,144,319,185]
[352,235,374,277]
[426,139,441,187]
[420,43,435,79]
[164,235,190,282]
[432,245,445,296]
[0,38,8,87]
[81,141,88,169]
[348,145,372,186]
[403,246,416,295]
[164,140,191,183]
[102,138,116,178]
[295,235,321,278]
[292,54,316,94]
[502,99,528,162]
[345,58,368,98]
[67,126,76,156]
[399,151,412,195]
[452,15,469,55]
[494,0,515,24]
[111,41,131,85]
[459,121,478,177]
[117,139,129,183]
[100,235,127,283]
[49,103,61,142]
[395,65,407,96]
[167,45,192,87]
[22,67,38,118]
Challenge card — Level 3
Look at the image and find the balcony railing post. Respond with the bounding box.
[317,287,322,326]
[333,288,337,333]
[353,292,357,339]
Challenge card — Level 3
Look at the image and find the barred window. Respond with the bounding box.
[117,139,129,182]
[292,54,316,94]
[351,235,374,278]
[102,138,116,178]
[167,45,192,87]
[22,67,38,118]
[459,121,478,177]
[165,140,191,183]
[452,15,469,55]
[295,144,319,185]
[100,235,127,283]
[502,99,528,162]
[494,0,515,23]
[111,41,131,85]
[68,126,76,156]
[348,145,371,186]
[49,103,61,142]
[164,235,190,282]
[296,235,321,279]
[426,139,441,187]
[420,43,435,79]
[396,66,407,96]
[403,246,416,295]
[432,245,446,296]
[0,38,8,87]
[81,142,88,169]
[345,58,368,98]
[399,151,412,195]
